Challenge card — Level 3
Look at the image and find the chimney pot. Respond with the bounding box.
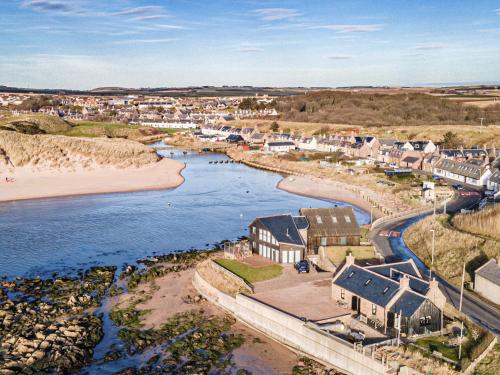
[346,253,355,266]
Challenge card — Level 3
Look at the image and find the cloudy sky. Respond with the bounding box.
[1,0,500,89]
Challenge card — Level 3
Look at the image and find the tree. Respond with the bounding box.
[270,121,279,132]
[441,131,463,149]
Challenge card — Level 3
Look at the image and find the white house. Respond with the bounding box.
[433,158,492,186]
[263,141,296,153]
[486,171,500,196]
[475,258,500,305]
[298,137,318,151]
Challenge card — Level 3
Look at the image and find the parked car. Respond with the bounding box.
[485,190,495,197]
[452,184,464,190]
[294,260,310,273]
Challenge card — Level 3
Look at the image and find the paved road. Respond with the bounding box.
[369,190,500,336]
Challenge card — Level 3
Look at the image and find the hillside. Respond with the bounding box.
[0,114,71,134]
[0,131,159,170]
[275,91,500,127]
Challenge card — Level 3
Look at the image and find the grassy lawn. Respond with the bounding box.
[214,259,283,283]
[476,343,500,375]
[416,336,460,361]
[325,246,375,264]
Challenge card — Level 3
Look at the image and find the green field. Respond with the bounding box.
[62,121,180,138]
[214,259,283,283]
[415,336,461,361]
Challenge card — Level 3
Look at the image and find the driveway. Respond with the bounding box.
[251,265,348,321]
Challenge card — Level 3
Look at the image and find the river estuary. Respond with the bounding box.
[0,147,369,278]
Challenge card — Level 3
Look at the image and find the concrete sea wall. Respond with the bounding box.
[193,269,389,375]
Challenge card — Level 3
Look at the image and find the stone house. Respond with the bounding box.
[474,258,500,305]
[332,256,445,336]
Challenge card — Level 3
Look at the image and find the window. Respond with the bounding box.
[340,237,347,245]
[331,216,338,223]
[252,226,256,235]
[365,278,372,286]
[345,216,351,223]
[259,230,263,241]
[372,304,377,315]
[316,215,323,224]
[348,271,355,278]
[320,237,327,246]
[419,316,431,326]
[340,289,345,300]
[383,286,390,294]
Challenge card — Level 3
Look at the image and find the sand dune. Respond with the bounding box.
[0,158,185,202]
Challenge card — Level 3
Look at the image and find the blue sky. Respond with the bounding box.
[1,0,500,89]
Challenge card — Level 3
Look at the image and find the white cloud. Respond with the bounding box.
[313,24,384,33]
[328,55,352,60]
[494,8,500,15]
[236,46,264,53]
[112,38,177,45]
[252,8,302,21]
[412,43,447,51]
[21,0,82,15]
[113,6,167,17]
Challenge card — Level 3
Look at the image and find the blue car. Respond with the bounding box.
[295,260,310,273]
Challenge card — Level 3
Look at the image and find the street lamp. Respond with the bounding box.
[370,206,373,226]
[429,229,435,280]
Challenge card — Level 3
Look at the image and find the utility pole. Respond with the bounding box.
[433,196,437,217]
[479,117,485,128]
[458,262,466,360]
[430,229,435,280]
[443,199,447,215]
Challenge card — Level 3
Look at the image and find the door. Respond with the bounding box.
[387,312,395,328]
[351,296,360,313]
[281,250,288,264]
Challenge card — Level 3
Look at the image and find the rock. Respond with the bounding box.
[32,350,46,360]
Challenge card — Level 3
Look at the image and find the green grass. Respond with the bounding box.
[214,259,283,283]
[59,121,180,138]
[416,336,465,361]
[475,344,500,375]
[325,246,375,264]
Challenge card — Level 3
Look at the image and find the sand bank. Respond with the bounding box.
[0,158,185,203]
[278,175,384,219]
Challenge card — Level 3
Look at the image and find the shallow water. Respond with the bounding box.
[0,147,369,278]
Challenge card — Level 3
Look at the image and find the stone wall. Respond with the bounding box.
[193,270,389,375]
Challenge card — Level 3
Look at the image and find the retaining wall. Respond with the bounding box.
[193,270,389,375]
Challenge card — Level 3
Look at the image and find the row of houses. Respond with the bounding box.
[199,124,500,193]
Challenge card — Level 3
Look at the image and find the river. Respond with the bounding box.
[0,148,369,278]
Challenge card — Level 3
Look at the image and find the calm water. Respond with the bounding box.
[0,148,368,278]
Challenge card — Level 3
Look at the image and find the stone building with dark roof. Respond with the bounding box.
[299,207,360,254]
[331,256,445,336]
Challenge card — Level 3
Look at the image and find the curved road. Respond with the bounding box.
[369,191,500,336]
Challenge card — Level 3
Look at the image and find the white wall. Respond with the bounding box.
[193,270,388,375]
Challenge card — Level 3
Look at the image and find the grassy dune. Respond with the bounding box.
[65,121,178,139]
[0,130,159,169]
[452,206,500,240]
[0,114,71,133]
[404,214,500,286]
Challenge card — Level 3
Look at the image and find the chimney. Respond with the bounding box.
[429,277,439,292]
[399,275,410,290]
[346,253,355,266]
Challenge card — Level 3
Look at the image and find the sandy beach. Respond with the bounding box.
[0,158,185,202]
[278,175,384,219]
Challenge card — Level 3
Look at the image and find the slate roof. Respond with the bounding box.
[390,291,426,316]
[434,158,488,179]
[335,265,400,307]
[489,171,500,184]
[401,156,420,164]
[366,260,420,279]
[293,216,309,230]
[299,207,360,237]
[256,214,304,246]
[475,259,500,286]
